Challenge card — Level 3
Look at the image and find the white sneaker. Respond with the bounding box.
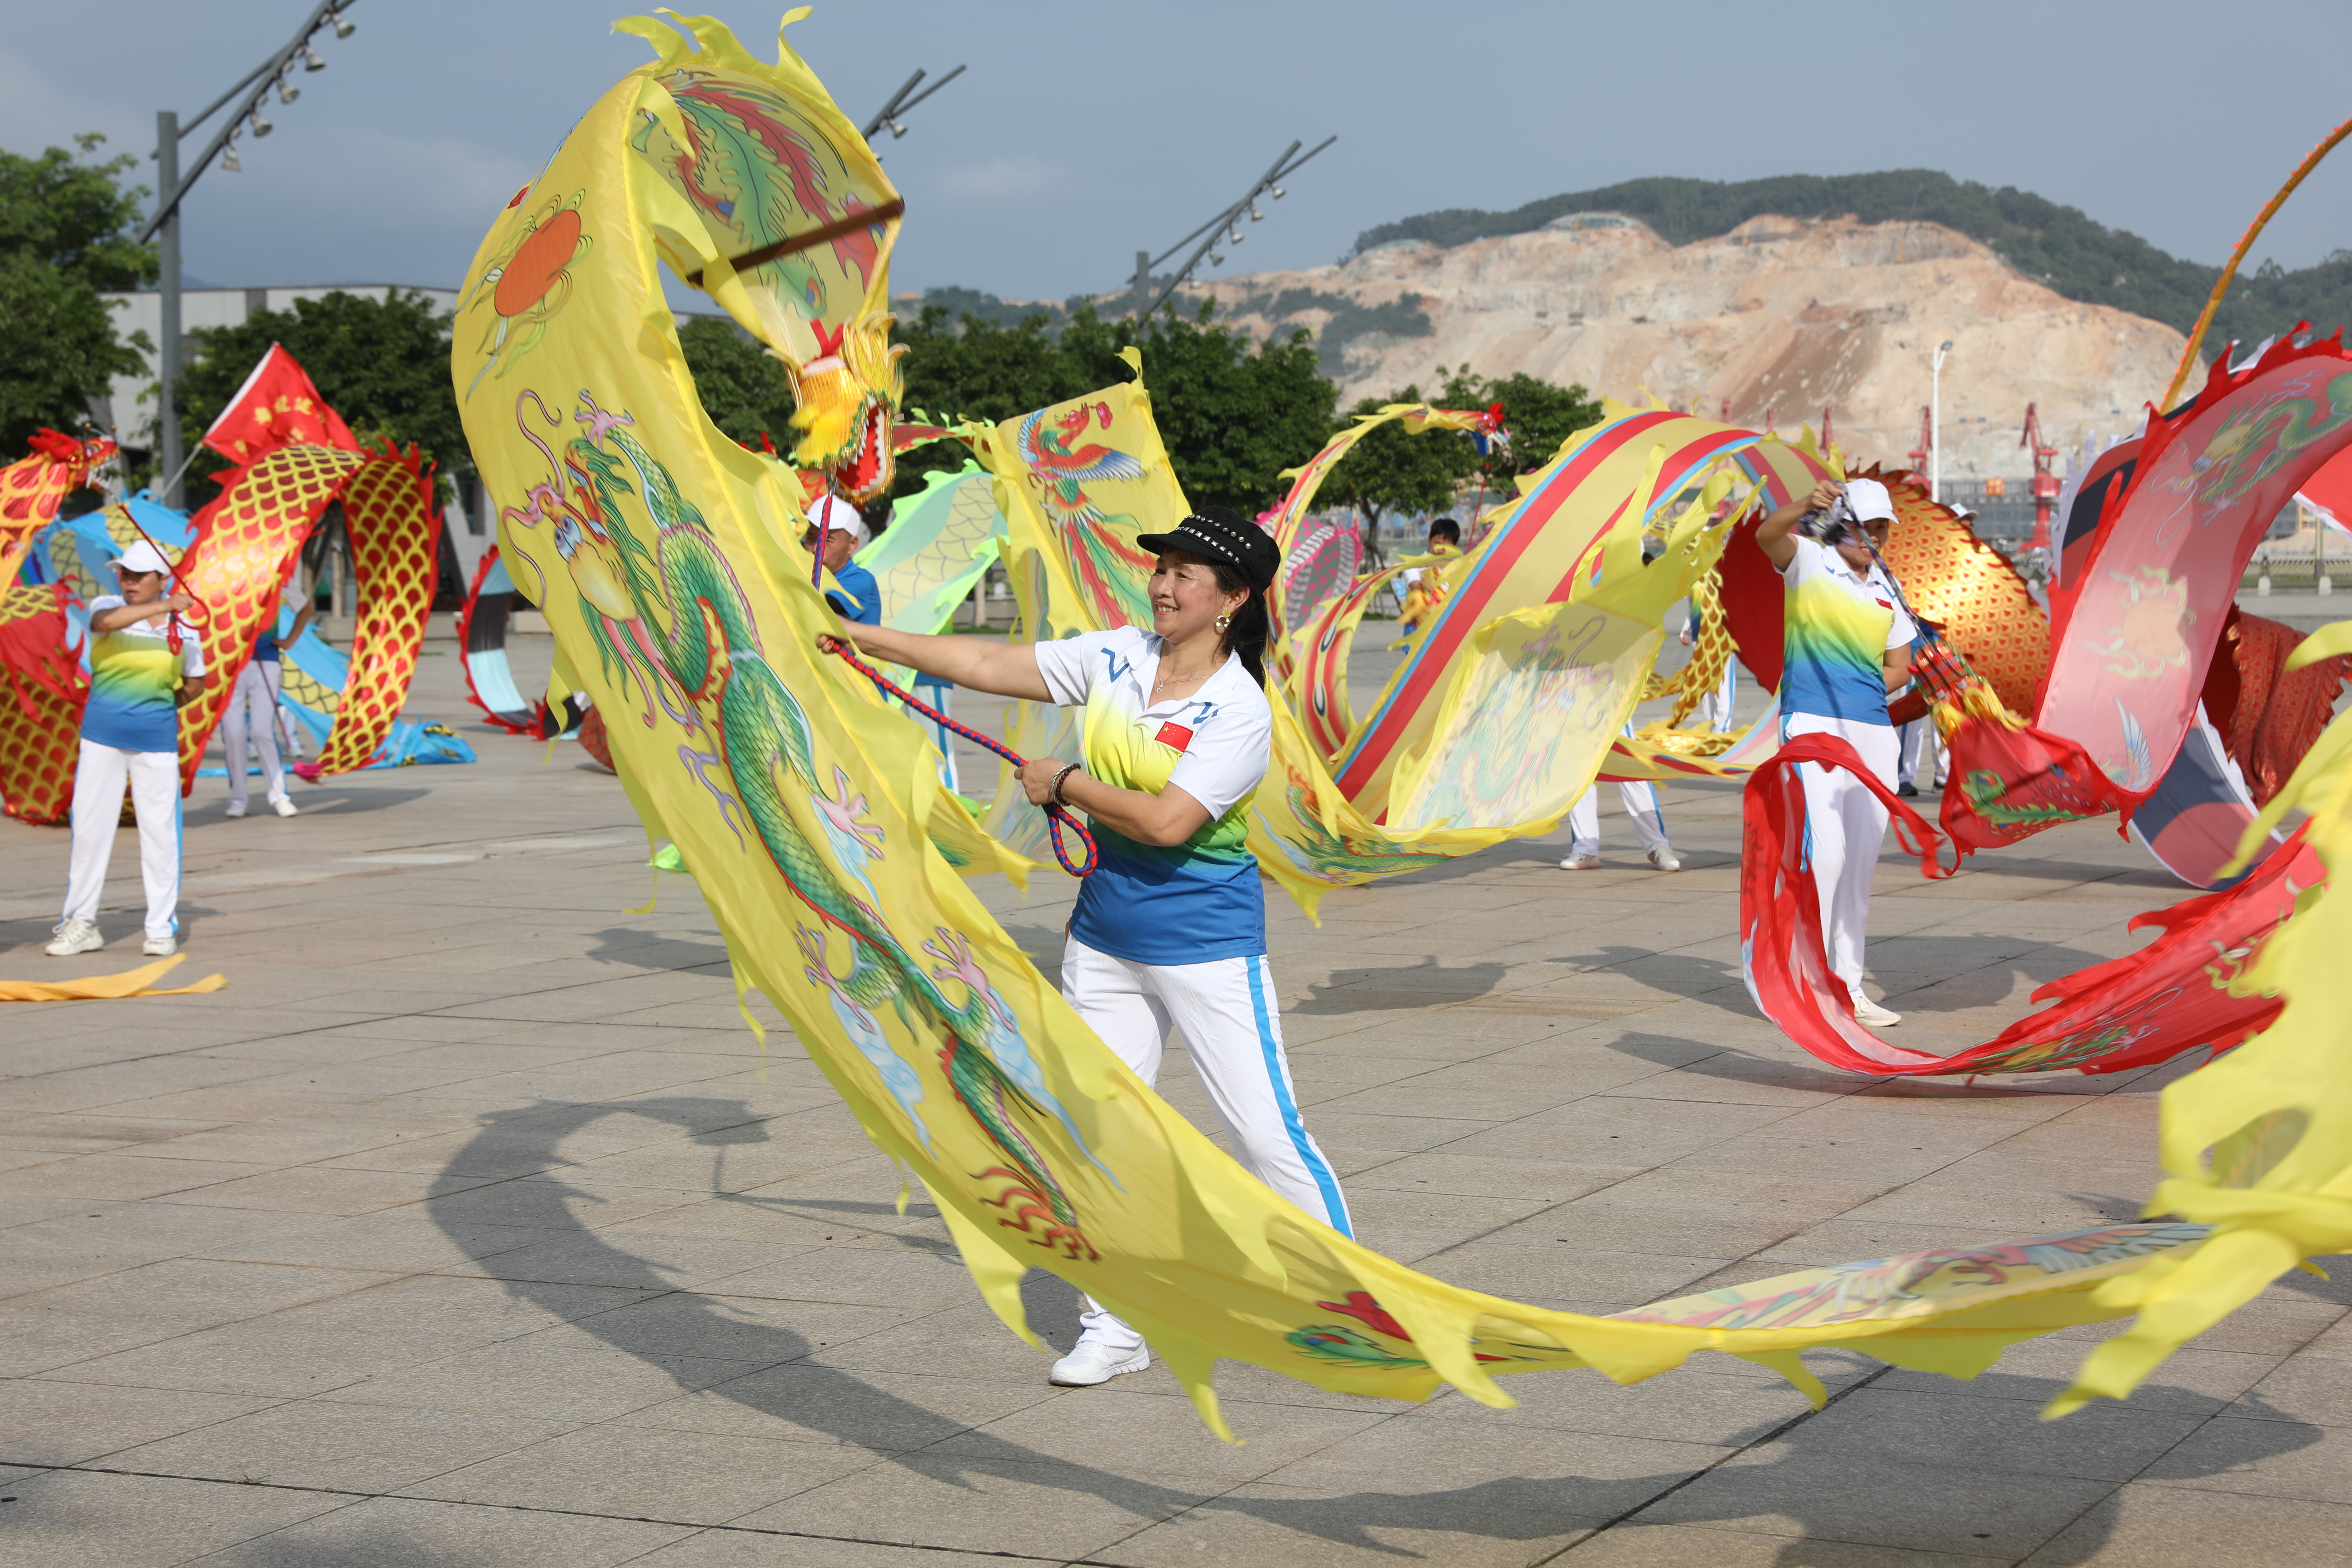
[270,797,298,818]
[1853,997,1902,1029]
[142,934,177,958]
[1049,1335,1151,1387]
[1558,852,1603,870]
[225,799,247,818]
[1647,846,1681,872]
[46,919,103,957]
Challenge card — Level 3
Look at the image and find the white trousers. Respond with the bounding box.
[1700,659,1739,733]
[1782,714,1899,995]
[64,740,182,940]
[1061,937,1351,1352]
[220,661,287,808]
[1570,722,1668,855]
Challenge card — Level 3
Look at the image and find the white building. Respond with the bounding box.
[96,284,484,559]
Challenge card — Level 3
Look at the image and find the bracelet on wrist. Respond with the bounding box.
[1049,763,1083,808]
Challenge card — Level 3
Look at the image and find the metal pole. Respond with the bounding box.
[157,111,182,508]
[1931,340,1953,503]
[1131,250,1150,320]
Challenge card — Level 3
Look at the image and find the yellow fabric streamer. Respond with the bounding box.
[0,954,226,1002]
[2049,618,2352,1416]
[458,12,2301,1443]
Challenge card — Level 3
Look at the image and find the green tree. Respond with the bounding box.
[1066,303,1336,513]
[675,314,798,449]
[177,289,465,504]
[890,299,1338,513]
[1314,387,1479,564]
[0,134,157,456]
[1436,366,1604,490]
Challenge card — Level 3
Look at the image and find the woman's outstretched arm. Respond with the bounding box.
[825,623,1051,703]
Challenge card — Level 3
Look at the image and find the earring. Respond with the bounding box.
[1215,612,1232,632]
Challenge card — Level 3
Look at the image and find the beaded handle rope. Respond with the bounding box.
[806,498,1096,875]
[819,634,1098,877]
[121,510,215,657]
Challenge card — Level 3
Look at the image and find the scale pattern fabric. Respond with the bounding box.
[1,432,114,584]
[2220,612,2352,806]
[1863,466,2051,718]
[860,464,1006,632]
[171,442,441,790]
[0,584,82,823]
[455,13,2296,1439]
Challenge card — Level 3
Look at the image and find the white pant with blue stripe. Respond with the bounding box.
[1060,937,1351,1352]
[64,740,182,941]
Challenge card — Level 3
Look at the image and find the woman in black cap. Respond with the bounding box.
[826,504,1352,1387]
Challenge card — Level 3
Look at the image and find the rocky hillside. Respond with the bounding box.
[1188,215,2186,483]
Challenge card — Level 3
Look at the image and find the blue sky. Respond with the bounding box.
[8,1,2351,302]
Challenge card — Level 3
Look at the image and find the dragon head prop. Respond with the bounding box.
[621,9,904,501]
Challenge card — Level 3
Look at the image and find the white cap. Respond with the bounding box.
[805,494,870,547]
[1843,478,1896,524]
[115,540,174,576]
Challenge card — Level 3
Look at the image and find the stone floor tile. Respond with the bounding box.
[1639,1447,2118,1558]
[925,1386,1387,1488]
[624,1531,1021,1567]
[2137,1412,2345,1503]
[0,1152,273,1201]
[731,1452,1210,1561]
[512,1288,925,1364]
[180,1493,695,1566]
[1092,1480,1601,1568]
[2020,1482,2352,1566]
[1535,1522,1998,1566]
[0,1378,275,1466]
[327,1340,772,1423]
[402,1422,876,1523]
[0,1468,352,1567]
[619,1362,1062,1451]
[1876,1344,2283,1417]
[104,1399,578,1492]
[1776,1385,2208,1482]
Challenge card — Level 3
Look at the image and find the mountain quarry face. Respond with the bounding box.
[1195,215,2184,482]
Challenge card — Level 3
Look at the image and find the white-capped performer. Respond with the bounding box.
[49,541,208,958]
[1754,478,1916,1029]
[827,505,1350,1387]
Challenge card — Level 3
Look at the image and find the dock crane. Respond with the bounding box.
[2021,404,2059,549]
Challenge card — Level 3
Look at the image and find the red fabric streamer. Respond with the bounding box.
[1741,735,2314,1077]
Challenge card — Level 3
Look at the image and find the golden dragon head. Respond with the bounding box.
[621,11,905,502]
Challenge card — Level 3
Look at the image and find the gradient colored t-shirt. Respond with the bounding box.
[1034,627,1270,965]
[80,595,204,754]
[1777,539,1913,725]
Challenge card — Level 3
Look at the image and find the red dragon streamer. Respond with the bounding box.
[1741,735,2312,1077]
[173,441,443,791]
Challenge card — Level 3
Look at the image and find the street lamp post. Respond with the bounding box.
[1930,339,1954,504]
[1133,136,1336,319]
[136,1,360,507]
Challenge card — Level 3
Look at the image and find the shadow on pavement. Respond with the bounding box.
[1292,957,1513,1015]
[418,1096,2320,1562]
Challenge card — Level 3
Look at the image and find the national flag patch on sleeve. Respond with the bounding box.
[1154,721,1193,752]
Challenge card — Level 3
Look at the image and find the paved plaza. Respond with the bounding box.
[3,611,2350,1567]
